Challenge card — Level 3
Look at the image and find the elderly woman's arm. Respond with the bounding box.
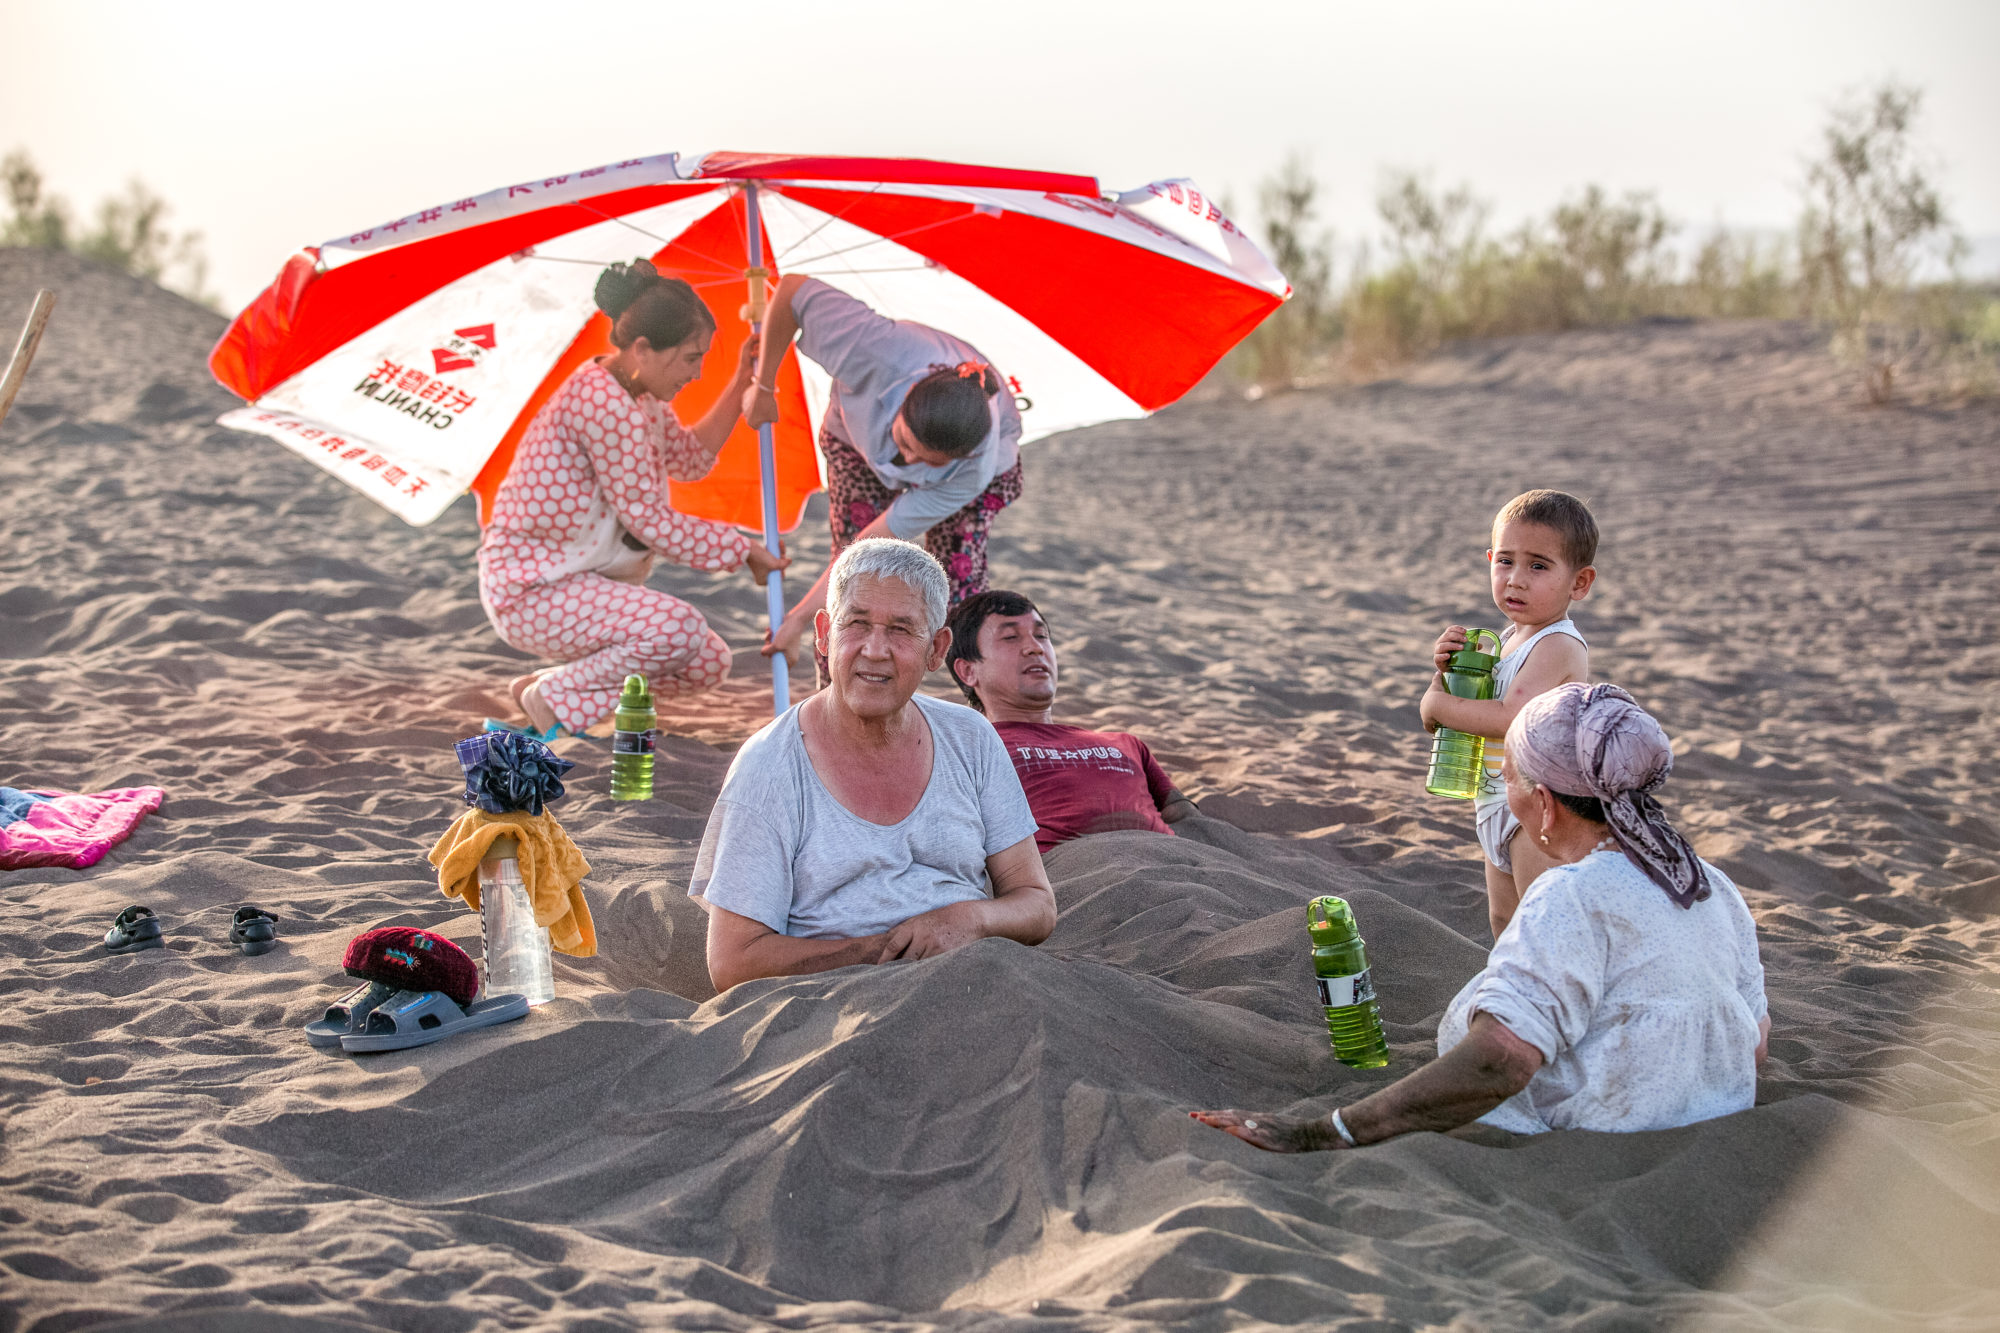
[881,836,1057,960]
[1192,1012,1545,1152]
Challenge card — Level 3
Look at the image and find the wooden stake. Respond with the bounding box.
[0,288,57,433]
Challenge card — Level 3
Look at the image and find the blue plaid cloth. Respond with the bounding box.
[454,733,575,816]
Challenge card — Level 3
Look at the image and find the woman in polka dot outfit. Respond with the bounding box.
[479,260,789,738]
[742,274,1024,671]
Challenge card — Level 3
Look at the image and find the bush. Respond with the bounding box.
[1226,82,1993,402]
[1797,84,1959,402]
[1335,174,1677,367]
[1234,154,1339,387]
[1684,230,1795,319]
[1,149,216,308]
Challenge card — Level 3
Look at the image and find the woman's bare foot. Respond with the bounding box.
[518,679,560,733]
[508,671,542,712]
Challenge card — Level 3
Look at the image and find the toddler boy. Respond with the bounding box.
[1422,489,1597,939]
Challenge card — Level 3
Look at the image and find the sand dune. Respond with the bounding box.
[2,250,1997,1331]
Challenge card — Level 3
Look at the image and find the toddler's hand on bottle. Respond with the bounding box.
[1432,626,1467,673]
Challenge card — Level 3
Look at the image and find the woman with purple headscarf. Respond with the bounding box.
[1193,684,1768,1152]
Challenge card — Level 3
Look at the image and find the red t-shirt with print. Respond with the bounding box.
[992,722,1176,852]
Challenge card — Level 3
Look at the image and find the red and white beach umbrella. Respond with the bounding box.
[209,150,1290,709]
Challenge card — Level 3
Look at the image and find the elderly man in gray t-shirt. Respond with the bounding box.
[689,539,1056,992]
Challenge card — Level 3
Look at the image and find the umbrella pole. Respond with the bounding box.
[742,182,789,716]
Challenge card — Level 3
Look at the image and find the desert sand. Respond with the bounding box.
[2,248,1997,1332]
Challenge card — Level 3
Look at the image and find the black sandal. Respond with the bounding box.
[104,905,164,954]
[228,906,280,956]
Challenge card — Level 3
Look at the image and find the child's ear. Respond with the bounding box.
[1570,564,1597,602]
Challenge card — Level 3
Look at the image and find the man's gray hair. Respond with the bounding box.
[828,538,950,637]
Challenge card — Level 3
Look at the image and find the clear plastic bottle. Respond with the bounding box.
[478,834,555,1005]
[1309,895,1389,1068]
[1425,628,1502,800]
[611,673,656,801]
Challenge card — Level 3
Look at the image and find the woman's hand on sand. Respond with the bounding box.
[745,541,790,584]
[1433,625,1468,672]
[1189,1109,1349,1153]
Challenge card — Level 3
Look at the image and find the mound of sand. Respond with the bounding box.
[2,251,1997,1331]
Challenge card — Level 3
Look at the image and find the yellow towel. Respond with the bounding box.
[428,808,596,958]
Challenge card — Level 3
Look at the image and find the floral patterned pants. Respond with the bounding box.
[821,428,1024,607]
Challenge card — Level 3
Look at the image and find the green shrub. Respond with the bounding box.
[1235,154,1340,387]
[1797,84,1959,402]
[2,149,216,308]
[1224,82,1991,402]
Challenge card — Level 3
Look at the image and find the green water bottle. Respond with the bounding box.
[1425,628,1502,799]
[610,674,656,801]
[1310,895,1389,1069]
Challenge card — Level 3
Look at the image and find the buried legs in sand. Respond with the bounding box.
[1193,1013,1545,1152]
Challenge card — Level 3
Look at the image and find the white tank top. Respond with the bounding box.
[1475,618,1587,809]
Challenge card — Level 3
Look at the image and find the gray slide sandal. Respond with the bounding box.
[339,989,529,1053]
[305,979,396,1048]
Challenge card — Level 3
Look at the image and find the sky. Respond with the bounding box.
[3,0,1996,311]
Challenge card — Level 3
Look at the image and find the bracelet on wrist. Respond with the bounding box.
[1329,1107,1358,1147]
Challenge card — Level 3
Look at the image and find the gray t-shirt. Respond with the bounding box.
[689,693,1041,939]
[792,278,1024,540]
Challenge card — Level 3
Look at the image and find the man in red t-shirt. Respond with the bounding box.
[945,590,1197,852]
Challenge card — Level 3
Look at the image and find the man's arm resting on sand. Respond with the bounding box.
[882,836,1056,958]
[1158,787,1199,825]
[705,838,1056,989]
[706,908,892,993]
[1420,636,1587,739]
[1192,1012,1545,1152]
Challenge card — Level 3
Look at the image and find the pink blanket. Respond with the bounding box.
[0,787,166,870]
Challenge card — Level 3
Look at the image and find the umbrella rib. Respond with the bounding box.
[565,202,747,277]
[780,209,982,269]
[767,185,885,264]
[572,202,680,248]
[788,265,934,275]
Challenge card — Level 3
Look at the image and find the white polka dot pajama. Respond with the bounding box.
[478,361,752,732]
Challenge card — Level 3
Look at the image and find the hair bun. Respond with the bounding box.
[594,258,660,318]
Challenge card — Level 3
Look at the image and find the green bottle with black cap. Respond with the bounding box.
[1310,895,1389,1068]
[610,674,656,801]
[1425,628,1502,799]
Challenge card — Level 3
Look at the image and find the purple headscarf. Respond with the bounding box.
[1507,683,1710,909]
